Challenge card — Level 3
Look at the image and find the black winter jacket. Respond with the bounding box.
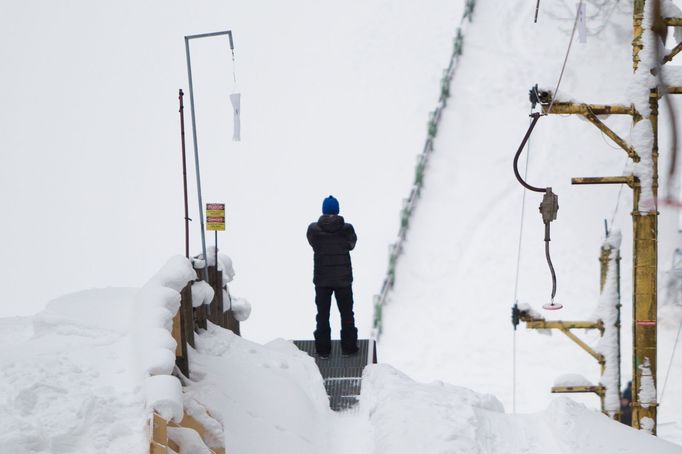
[307,215,357,287]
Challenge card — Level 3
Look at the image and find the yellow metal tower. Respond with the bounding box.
[518,0,682,434]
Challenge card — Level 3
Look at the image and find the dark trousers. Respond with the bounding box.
[314,286,358,355]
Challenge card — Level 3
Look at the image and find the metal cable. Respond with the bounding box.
[534,0,541,23]
[512,113,537,414]
[660,313,682,403]
[513,329,518,413]
[546,0,584,116]
[231,49,237,85]
[609,159,630,228]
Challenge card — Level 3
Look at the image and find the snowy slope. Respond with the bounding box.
[378,0,682,445]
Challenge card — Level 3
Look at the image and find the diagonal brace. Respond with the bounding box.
[560,327,605,364]
[663,41,682,64]
[581,106,640,162]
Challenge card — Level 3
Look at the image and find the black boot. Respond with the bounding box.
[340,326,358,355]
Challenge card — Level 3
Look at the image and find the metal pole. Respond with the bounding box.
[631,1,659,432]
[179,89,190,259]
[185,36,209,282]
[184,30,234,282]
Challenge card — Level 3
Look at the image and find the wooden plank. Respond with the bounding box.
[194,268,208,330]
[224,308,241,335]
[152,413,168,448]
[552,385,604,396]
[181,283,195,348]
[150,441,167,454]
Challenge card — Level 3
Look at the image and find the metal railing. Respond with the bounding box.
[372,0,476,339]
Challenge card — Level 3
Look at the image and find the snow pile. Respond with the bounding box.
[191,280,214,307]
[592,229,623,415]
[531,397,679,453]
[194,246,251,322]
[132,256,196,422]
[361,363,503,453]
[184,325,682,453]
[144,375,183,423]
[185,324,330,454]
[230,297,252,322]
[0,290,147,453]
[194,246,235,285]
[168,426,213,454]
[554,373,594,387]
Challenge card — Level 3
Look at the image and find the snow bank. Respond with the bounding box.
[0,290,147,453]
[132,285,181,376]
[554,373,594,387]
[144,375,184,423]
[145,255,197,292]
[34,287,137,334]
[132,256,196,429]
[185,324,330,454]
[543,397,679,453]
[361,363,503,454]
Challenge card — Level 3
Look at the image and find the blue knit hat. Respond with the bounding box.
[322,195,340,215]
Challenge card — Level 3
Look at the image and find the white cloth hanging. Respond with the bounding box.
[230,93,241,142]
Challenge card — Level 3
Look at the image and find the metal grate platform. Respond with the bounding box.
[293,339,377,411]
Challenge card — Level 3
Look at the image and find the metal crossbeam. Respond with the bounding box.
[543,102,633,116]
[552,385,605,396]
[571,176,636,187]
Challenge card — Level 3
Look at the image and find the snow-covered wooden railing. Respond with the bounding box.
[136,253,251,453]
[372,0,476,339]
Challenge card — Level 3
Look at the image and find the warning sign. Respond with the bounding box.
[206,203,225,231]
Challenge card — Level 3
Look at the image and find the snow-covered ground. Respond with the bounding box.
[4,293,680,453]
[0,290,147,452]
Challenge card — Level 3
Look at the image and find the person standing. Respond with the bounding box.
[307,195,359,358]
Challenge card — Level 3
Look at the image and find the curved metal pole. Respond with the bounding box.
[184,30,234,282]
[185,37,209,281]
[544,222,557,300]
[513,113,546,193]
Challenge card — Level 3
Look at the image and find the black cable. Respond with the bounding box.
[544,223,557,300]
[534,0,541,23]
[513,113,546,193]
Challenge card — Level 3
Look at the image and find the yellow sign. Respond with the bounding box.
[206,203,225,231]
